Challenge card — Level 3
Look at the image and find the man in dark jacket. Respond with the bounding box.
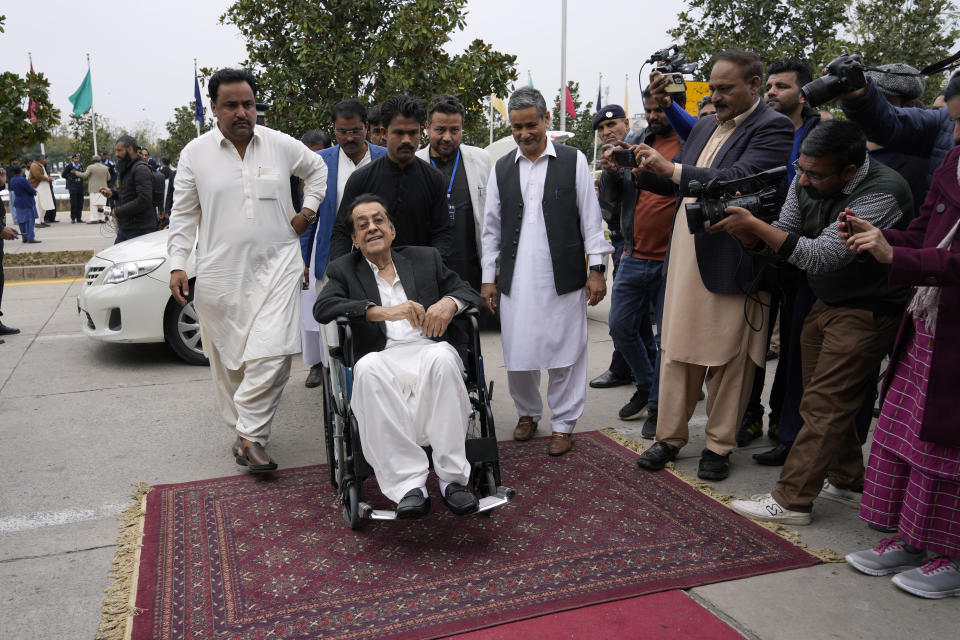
[99,136,156,243]
[631,50,795,481]
[62,153,85,223]
[314,194,482,519]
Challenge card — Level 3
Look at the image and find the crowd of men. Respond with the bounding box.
[4,47,957,595]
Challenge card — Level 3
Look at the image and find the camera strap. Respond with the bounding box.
[921,49,960,76]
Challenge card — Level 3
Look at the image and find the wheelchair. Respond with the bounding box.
[321,308,514,529]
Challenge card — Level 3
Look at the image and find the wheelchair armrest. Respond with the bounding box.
[335,316,356,368]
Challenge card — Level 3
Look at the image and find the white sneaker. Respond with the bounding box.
[819,479,862,505]
[845,537,925,576]
[892,556,960,599]
[729,493,812,525]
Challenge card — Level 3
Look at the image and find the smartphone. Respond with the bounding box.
[665,73,686,93]
[613,149,638,169]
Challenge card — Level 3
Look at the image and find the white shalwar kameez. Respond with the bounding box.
[481,141,612,433]
[168,124,327,445]
[300,146,374,367]
[349,259,471,503]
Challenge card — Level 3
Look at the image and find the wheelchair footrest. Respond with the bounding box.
[359,486,514,521]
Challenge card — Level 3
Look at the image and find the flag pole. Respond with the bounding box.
[489,94,494,146]
[592,72,601,169]
[559,0,568,132]
[194,59,202,138]
[87,53,98,156]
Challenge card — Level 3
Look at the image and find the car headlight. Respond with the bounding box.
[102,258,165,284]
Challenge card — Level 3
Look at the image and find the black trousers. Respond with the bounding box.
[0,236,5,316]
[68,186,84,221]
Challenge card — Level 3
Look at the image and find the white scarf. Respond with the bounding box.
[906,160,960,333]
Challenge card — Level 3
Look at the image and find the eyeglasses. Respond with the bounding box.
[792,159,831,184]
[334,127,365,137]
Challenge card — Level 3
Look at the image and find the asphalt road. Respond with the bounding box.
[0,277,952,639]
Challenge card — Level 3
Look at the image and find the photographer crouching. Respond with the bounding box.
[715,120,914,524]
[629,50,794,481]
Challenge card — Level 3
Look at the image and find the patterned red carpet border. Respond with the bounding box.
[130,431,818,640]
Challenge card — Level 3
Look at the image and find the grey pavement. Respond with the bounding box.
[0,279,954,640]
[3,209,117,255]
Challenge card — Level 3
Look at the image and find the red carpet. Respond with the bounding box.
[129,431,817,639]
[448,590,742,639]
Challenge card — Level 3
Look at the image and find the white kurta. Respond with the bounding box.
[168,125,328,370]
[481,141,612,371]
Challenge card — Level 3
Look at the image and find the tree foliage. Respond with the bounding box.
[67,113,117,164]
[220,0,517,138]
[0,68,61,162]
[157,102,212,161]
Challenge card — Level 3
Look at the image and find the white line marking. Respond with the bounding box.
[0,502,129,533]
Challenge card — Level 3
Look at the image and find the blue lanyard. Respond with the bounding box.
[430,148,460,197]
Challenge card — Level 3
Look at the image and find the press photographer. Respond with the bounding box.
[628,50,794,481]
[713,119,915,526]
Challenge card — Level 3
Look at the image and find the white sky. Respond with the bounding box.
[0,0,685,135]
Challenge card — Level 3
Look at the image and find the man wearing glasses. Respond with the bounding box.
[300,99,386,388]
[706,120,913,525]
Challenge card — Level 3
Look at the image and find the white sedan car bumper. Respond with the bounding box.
[77,256,169,343]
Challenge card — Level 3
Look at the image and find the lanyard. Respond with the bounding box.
[430,148,461,198]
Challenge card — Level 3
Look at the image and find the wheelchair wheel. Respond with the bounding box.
[342,480,360,530]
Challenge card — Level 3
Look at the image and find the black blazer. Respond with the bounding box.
[636,99,794,294]
[314,246,483,362]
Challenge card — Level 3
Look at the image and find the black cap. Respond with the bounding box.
[592,105,626,130]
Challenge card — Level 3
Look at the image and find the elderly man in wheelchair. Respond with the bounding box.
[314,194,485,519]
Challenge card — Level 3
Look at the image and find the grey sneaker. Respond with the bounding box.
[845,537,925,576]
[892,556,960,599]
[820,479,863,505]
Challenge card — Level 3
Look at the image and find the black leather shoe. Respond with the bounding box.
[396,488,430,519]
[305,364,323,388]
[589,369,633,388]
[641,408,657,439]
[698,449,730,480]
[0,322,20,336]
[752,442,792,466]
[441,482,479,515]
[637,442,679,471]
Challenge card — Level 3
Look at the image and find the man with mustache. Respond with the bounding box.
[711,120,912,524]
[300,99,386,388]
[329,94,450,262]
[481,87,613,457]
[98,136,156,243]
[630,50,793,481]
[415,94,491,293]
[602,93,682,437]
[167,67,328,472]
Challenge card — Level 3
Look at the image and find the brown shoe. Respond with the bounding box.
[548,432,572,456]
[513,416,538,441]
[232,436,278,472]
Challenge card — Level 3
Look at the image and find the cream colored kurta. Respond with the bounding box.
[481,141,613,371]
[660,100,768,368]
[168,125,328,370]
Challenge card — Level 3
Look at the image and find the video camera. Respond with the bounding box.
[800,54,866,107]
[685,166,787,234]
[646,45,696,93]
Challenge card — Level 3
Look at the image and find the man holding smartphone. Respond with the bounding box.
[599,92,682,434]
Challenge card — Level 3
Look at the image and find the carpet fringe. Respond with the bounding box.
[599,428,844,563]
[95,482,152,640]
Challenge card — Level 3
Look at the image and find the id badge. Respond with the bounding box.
[448,202,456,226]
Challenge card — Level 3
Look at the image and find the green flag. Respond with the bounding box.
[69,70,93,116]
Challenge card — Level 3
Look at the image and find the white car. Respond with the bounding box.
[77,229,206,365]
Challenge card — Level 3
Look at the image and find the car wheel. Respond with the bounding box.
[163,281,208,366]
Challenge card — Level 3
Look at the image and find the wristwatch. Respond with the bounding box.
[589,264,606,274]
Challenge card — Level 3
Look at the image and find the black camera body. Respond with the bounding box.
[646,45,696,76]
[685,166,787,234]
[800,54,866,107]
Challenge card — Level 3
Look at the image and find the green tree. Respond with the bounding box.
[464,97,512,148]
[849,0,960,104]
[220,0,517,137]
[668,0,848,80]
[157,102,213,160]
[67,113,116,164]
[550,82,595,158]
[0,66,61,161]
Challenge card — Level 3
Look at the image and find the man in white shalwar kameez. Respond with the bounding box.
[481,87,612,457]
[167,68,327,472]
